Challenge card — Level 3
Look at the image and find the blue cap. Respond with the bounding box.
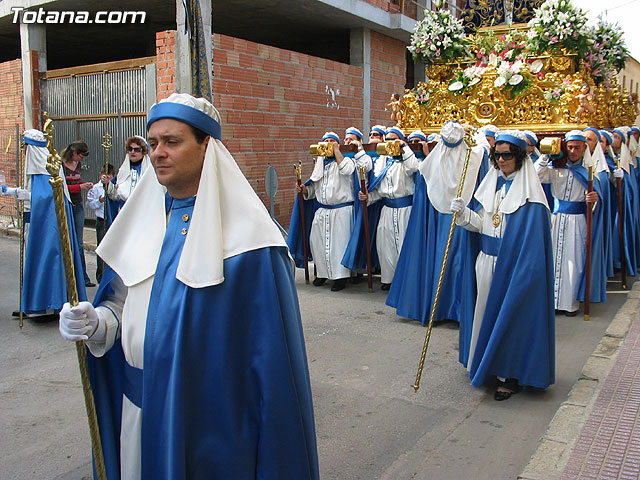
[496,132,528,151]
[407,131,427,142]
[147,102,222,140]
[600,130,613,146]
[613,129,626,144]
[583,127,601,142]
[345,127,363,140]
[385,126,405,141]
[322,132,340,143]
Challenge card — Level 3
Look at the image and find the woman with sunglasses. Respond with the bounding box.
[450,130,555,401]
[103,136,152,220]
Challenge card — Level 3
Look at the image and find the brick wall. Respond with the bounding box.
[155,30,407,228]
[0,59,24,217]
[370,31,408,128]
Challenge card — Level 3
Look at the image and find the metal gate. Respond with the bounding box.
[41,57,156,220]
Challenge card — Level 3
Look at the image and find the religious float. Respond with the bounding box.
[399,0,637,133]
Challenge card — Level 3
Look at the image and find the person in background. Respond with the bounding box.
[61,141,94,287]
[87,163,116,283]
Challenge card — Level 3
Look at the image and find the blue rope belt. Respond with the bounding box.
[553,199,586,215]
[382,195,413,209]
[124,362,143,408]
[480,234,502,257]
[315,201,354,210]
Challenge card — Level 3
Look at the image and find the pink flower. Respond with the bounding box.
[537,72,544,79]
[436,48,441,56]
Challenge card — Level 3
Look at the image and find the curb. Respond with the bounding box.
[1,226,98,252]
[518,281,640,480]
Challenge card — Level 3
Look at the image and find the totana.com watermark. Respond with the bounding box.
[12,7,146,24]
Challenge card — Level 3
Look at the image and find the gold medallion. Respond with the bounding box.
[492,212,501,227]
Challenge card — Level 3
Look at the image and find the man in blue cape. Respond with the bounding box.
[59,93,319,480]
[1,128,87,318]
[535,130,606,316]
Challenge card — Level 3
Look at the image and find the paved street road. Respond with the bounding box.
[0,234,633,479]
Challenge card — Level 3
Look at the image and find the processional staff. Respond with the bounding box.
[43,113,107,480]
[101,132,112,227]
[584,158,594,321]
[356,165,373,293]
[413,130,476,392]
[17,130,25,328]
[611,146,626,289]
[294,162,310,284]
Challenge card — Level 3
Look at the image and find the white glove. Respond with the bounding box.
[613,168,624,179]
[536,154,549,167]
[1,186,30,200]
[59,301,104,342]
[450,197,465,214]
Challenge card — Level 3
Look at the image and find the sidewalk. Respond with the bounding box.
[520,281,640,480]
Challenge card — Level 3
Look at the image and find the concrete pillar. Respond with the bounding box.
[175,0,213,95]
[19,22,46,130]
[350,27,371,134]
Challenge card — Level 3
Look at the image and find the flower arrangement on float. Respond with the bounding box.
[407,1,469,66]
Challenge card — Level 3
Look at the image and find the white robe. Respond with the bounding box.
[305,155,356,280]
[369,146,419,284]
[536,160,589,312]
[107,154,152,203]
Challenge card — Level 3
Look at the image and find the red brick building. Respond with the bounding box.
[0,0,423,227]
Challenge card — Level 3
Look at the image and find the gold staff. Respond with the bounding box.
[101,133,112,226]
[412,130,476,392]
[17,130,25,328]
[294,162,310,284]
[43,113,107,480]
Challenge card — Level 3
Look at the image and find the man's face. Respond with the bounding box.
[486,136,495,148]
[566,140,587,162]
[526,141,535,154]
[584,131,598,154]
[612,132,623,150]
[127,141,145,162]
[385,133,400,141]
[344,134,360,145]
[633,131,639,142]
[600,136,608,152]
[148,119,208,199]
[494,143,516,176]
[369,131,383,144]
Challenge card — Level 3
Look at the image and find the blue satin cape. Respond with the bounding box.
[21,174,87,313]
[89,197,319,480]
[469,201,555,389]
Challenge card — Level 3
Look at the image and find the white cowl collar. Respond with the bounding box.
[96,137,286,288]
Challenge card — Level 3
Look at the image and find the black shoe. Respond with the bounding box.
[350,274,363,284]
[312,278,326,287]
[85,282,96,288]
[564,310,577,317]
[30,313,59,323]
[331,278,347,292]
[381,283,391,291]
[494,378,520,401]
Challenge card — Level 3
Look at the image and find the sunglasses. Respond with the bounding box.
[128,147,143,153]
[409,139,422,144]
[493,152,514,160]
[369,132,382,137]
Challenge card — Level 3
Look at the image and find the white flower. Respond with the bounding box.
[449,81,464,91]
[509,74,523,85]
[469,77,481,86]
[529,59,544,73]
[494,76,507,87]
[489,53,499,66]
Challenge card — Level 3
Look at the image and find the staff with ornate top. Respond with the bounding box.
[101,132,112,229]
[43,113,107,480]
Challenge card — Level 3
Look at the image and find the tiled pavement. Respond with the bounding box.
[560,313,640,480]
